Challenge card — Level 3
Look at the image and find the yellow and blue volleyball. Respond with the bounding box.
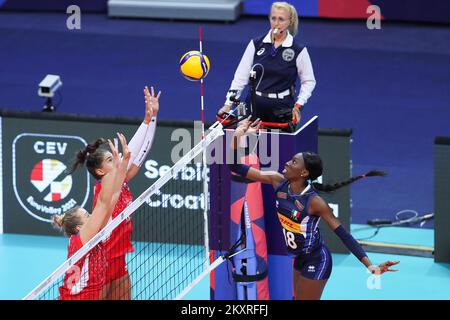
[179,50,210,81]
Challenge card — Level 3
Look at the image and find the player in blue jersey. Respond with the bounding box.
[228,118,400,300]
[218,2,316,132]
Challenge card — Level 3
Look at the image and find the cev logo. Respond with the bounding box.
[12,133,90,222]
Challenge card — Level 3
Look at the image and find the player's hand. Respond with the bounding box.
[235,118,251,135]
[292,106,301,124]
[144,86,161,123]
[369,261,400,275]
[117,132,130,162]
[218,104,231,117]
[107,137,120,169]
[235,118,260,136]
[116,132,131,173]
[247,118,261,135]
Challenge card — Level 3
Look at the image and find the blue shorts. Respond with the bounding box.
[293,245,333,280]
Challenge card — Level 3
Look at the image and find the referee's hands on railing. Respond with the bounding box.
[292,104,302,124]
[218,104,231,116]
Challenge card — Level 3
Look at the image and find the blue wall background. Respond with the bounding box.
[1,0,449,24]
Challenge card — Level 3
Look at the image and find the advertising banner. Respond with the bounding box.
[1,115,204,244]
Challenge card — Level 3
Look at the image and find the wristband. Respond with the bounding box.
[228,163,251,178]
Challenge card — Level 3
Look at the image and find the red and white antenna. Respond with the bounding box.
[198,25,210,269]
[198,25,206,139]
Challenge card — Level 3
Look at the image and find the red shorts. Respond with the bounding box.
[106,255,128,283]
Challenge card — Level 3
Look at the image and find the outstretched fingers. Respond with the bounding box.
[144,86,150,96]
[248,118,261,134]
[250,118,261,128]
[144,85,161,99]
[379,260,400,274]
[116,132,127,148]
[107,138,119,165]
[143,86,154,119]
[236,118,251,132]
[117,132,130,160]
[107,138,118,154]
[149,86,161,99]
[386,260,400,272]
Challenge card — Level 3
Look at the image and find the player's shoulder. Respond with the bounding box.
[290,37,305,53]
[308,192,327,209]
[69,233,82,251]
[274,178,289,192]
[252,33,268,46]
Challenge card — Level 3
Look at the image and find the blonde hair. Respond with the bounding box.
[52,206,83,236]
[271,2,299,37]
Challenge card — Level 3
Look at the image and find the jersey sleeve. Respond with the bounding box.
[224,39,256,105]
[295,48,316,106]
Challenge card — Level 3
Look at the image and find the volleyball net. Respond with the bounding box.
[23,123,225,300]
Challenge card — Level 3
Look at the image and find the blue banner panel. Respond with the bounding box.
[0,0,106,12]
[370,0,450,24]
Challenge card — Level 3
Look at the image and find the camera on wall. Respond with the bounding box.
[38,74,63,112]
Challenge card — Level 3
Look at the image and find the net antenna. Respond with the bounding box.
[23,124,225,300]
[198,25,209,271]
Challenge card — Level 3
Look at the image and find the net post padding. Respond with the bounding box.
[23,124,224,300]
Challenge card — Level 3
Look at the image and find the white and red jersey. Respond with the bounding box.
[59,233,106,300]
[92,179,134,259]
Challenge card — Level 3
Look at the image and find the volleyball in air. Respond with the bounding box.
[179,50,210,81]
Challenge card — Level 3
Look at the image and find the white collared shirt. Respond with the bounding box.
[225,30,316,106]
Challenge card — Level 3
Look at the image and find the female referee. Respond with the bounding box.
[228,118,400,300]
[218,1,316,132]
[53,133,130,300]
[68,86,161,300]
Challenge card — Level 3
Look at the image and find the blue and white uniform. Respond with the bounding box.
[225,30,316,124]
[275,180,332,280]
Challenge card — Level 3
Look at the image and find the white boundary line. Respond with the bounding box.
[23,124,224,300]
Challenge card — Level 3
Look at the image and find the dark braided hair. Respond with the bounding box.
[302,152,387,192]
[66,138,108,180]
